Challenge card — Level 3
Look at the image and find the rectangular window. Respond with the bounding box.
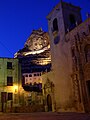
[7,77,13,86]
[8,93,13,100]
[7,62,12,69]
[1,92,7,102]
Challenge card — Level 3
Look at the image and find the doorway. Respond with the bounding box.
[47,94,52,111]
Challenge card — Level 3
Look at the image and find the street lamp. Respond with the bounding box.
[13,85,18,93]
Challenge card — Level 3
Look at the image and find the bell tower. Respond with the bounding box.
[47,1,82,45]
[47,1,82,112]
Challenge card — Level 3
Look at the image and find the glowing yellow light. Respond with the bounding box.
[24,45,50,56]
[13,85,18,93]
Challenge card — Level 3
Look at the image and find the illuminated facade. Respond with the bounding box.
[14,29,51,107]
[42,1,90,113]
[22,72,42,92]
[0,58,22,112]
[23,72,42,85]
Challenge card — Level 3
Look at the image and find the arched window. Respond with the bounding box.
[69,14,76,29]
[84,44,90,62]
[53,18,58,32]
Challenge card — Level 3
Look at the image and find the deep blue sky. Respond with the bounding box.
[0,0,90,58]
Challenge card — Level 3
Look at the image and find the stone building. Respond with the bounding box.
[0,58,22,112]
[23,72,42,85]
[42,1,90,112]
[23,72,42,93]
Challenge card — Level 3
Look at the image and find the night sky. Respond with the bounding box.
[0,0,90,58]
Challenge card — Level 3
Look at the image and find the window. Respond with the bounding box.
[8,93,13,100]
[26,75,28,77]
[84,44,90,62]
[1,92,7,102]
[37,73,39,76]
[54,35,60,44]
[34,74,36,76]
[53,18,58,32]
[69,14,76,29]
[29,74,32,77]
[7,62,12,69]
[7,77,13,86]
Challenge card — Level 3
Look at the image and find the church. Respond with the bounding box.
[42,1,90,113]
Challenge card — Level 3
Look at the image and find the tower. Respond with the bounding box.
[46,1,82,112]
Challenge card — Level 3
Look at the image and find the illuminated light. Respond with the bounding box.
[33,57,51,65]
[14,44,50,58]
[24,45,50,56]
[13,85,18,93]
[38,79,42,83]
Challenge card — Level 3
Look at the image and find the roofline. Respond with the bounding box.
[46,1,81,20]
[66,18,90,36]
[0,57,18,59]
[46,2,61,19]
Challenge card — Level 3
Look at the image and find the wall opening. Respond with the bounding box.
[47,94,52,111]
[69,14,76,29]
[53,18,58,32]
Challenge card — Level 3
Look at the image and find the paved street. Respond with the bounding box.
[0,112,90,120]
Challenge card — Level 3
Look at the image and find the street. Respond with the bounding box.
[0,112,90,120]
